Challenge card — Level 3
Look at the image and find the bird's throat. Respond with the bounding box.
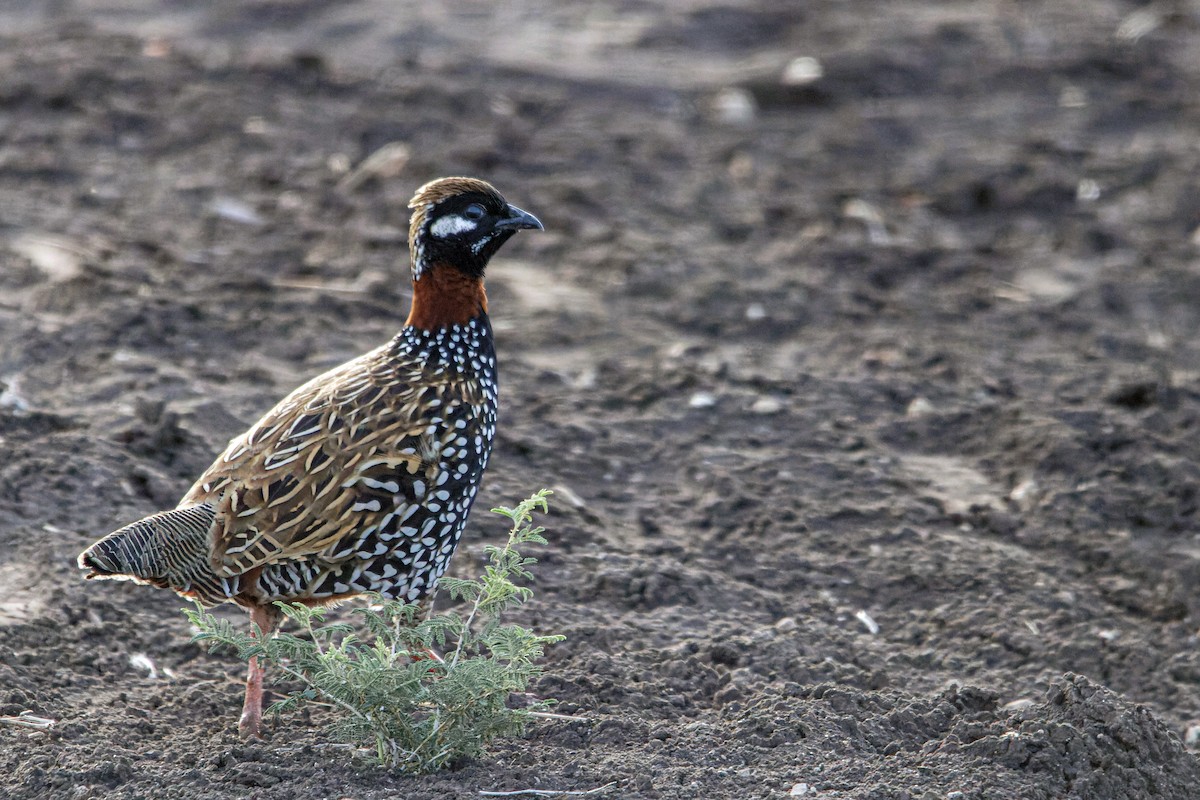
[405,263,489,330]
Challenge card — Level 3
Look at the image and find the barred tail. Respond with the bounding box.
[78,504,235,604]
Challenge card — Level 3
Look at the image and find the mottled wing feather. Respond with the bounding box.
[181,344,486,578]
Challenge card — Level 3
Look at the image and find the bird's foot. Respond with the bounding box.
[238,707,263,739]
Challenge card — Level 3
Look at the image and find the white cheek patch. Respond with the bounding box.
[430,214,478,238]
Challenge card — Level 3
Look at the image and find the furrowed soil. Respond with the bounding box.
[2,2,1200,799]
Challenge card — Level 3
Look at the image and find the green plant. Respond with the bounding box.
[186,490,563,773]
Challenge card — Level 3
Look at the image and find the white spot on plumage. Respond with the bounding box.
[362,478,401,493]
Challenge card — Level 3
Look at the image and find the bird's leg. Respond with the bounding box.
[238,654,265,739]
[238,605,278,739]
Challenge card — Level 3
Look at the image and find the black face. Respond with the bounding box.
[419,191,543,277]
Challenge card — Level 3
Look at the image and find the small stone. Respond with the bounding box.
[1076,179,1100,203]
[128,653,157,679]
[745,302,767,321]
[751,397,784,414]
[242,116,269,135]
[843,197,890,245]
[1116,8,1161,41]
[0,379,30,412]
[905,397,935,417]
[1004,698,1036,712]
[327,152,352,174]
[209,197,264,226]
[1059,85,1087,108]
[712,87,757,125]
[689,392,718,409]
[1009,477,1039,510]
[1184,724,1200,747]
[10,232,85,282]
[775,617,798,633]
[782,56,823,85]
[789,783,810,796]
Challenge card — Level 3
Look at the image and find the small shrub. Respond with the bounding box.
[186,490,562,773]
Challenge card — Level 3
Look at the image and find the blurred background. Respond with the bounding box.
[3,2,1200,798]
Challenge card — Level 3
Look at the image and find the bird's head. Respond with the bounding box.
[407,177,543,281]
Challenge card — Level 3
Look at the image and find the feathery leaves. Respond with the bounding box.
[185,490,561,773]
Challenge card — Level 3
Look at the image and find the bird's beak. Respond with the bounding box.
[496,204,544,232]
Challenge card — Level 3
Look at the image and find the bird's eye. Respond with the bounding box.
[463,203,487,221]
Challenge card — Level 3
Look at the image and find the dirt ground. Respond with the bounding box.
[3,2,1200,798]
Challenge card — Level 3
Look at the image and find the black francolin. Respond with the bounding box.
[78,177,542,738]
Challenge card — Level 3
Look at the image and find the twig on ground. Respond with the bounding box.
[479,782,617,797]
[525,710,591,722]
[270,278,373,295]
[0,711,57,730]
[273,743,359,753]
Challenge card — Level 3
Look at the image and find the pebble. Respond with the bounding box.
[10,232,85,282]
[0,380,30,412]
[905,397,935,417]
[688,392,718,409]
[1059,85,1088,108]
[843,197,890,245]
[782,56,823,85]
[789,783,811,796]
[208,197,263,226]
[751,397,784,414]
[1076,179,1101,203]
[128,653,158,679]
[1009,477,1039,510]
[711,87,757,125]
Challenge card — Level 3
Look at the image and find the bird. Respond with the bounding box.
[78,176,543,738]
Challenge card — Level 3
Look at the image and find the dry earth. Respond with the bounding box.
[2,2,1200,798]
